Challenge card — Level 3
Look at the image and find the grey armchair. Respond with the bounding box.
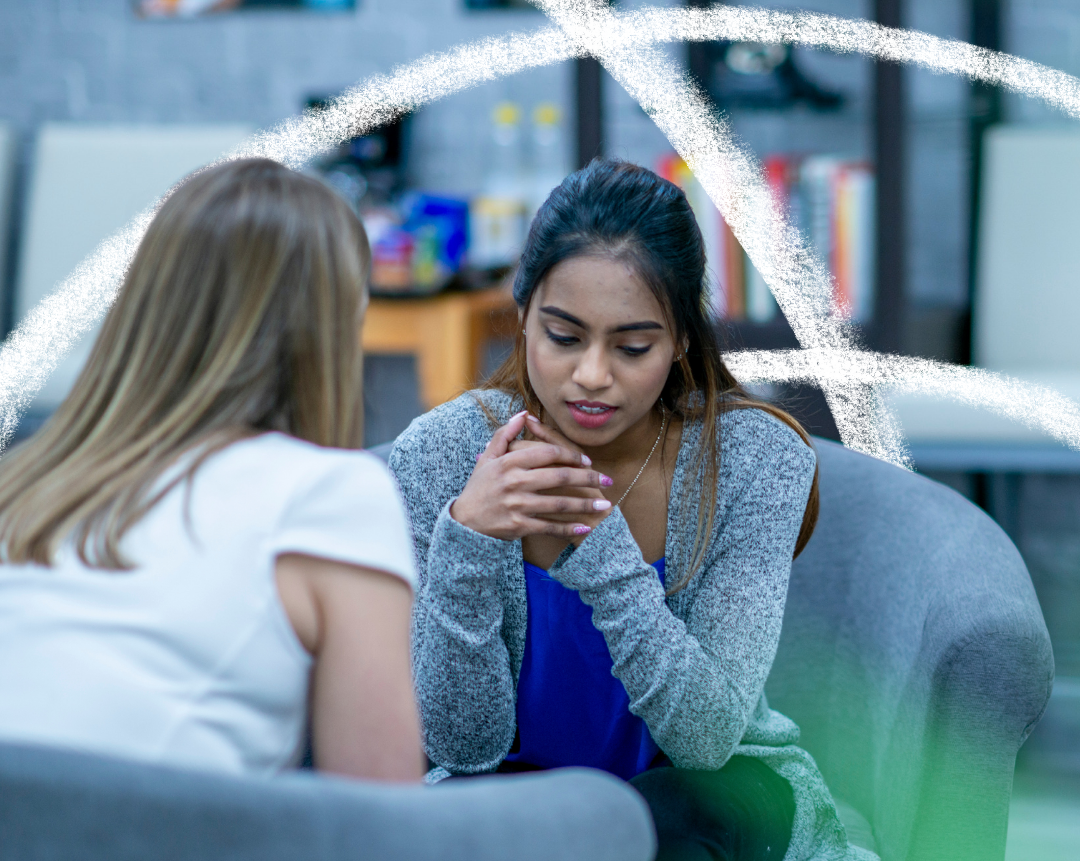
[0,741,654,861]
[0,436,1051,861]
[768,438,1053,861]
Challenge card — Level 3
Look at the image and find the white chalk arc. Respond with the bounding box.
[1,2,1077,465]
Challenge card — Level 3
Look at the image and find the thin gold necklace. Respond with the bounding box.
[613,407,667,509]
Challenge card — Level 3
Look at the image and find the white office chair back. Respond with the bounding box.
[15,123,252,413]
[0,124,16,322]
[886,125,1080,446]
[975,125,1080,373]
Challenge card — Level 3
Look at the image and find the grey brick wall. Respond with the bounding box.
[0,1,571,195]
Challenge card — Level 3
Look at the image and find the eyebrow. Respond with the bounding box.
[539,305,664,334]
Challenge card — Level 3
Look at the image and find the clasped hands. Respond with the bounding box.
[450,411,614,542]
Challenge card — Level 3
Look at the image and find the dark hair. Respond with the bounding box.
[484,158,818,591]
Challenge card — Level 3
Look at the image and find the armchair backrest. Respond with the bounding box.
[0,741,653,861]
[769,439,1053,861]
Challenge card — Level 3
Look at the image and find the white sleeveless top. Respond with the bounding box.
[0,433,416,777]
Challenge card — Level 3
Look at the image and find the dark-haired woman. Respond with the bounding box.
[389,160,875,860]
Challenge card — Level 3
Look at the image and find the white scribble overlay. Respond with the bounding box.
[633,5,1080,120]
[537,0,906,463]
[728,349,1080,452]
[236,27,578,169]
[0,211,154,447]
[2,3,1079,462]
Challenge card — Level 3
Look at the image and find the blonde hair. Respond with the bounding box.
[0,158,370,569]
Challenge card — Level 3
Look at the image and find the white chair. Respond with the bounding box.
[887,125,1080,468]
[0,124,16,320]
[14,123,252,414]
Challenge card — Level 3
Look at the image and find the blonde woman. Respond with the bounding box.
[0,159,422,782]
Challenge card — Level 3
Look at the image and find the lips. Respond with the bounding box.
[567,400,617,430]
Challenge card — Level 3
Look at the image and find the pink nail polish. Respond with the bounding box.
[526,413,540,422]
[573,525,591,536]
[581,454,593,467]
[593,499,611,511]
[600,474,613,487]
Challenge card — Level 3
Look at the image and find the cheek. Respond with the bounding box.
[524,339,561,400]
[633,351,676,393]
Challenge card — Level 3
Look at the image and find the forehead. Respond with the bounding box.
[533,255,668,327]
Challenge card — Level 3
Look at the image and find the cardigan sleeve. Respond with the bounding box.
[547,411,816,770]
[388,410,519,774]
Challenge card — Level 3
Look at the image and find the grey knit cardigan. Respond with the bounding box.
[389,390,877,861]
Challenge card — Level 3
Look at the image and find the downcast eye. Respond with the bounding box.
[545,330,578,347]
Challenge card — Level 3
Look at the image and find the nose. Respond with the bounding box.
[571,343,613,392]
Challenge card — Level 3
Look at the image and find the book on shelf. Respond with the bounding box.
[656,152,876,325]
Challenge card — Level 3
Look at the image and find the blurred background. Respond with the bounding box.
[0,1,1077,856]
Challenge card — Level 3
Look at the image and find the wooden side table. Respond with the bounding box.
[361,286,519,410]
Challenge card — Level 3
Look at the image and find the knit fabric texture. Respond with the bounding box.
[389,389,878,861]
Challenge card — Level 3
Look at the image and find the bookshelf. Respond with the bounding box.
[680,1,901,357]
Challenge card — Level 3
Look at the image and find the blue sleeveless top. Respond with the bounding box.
[503,558,665,780]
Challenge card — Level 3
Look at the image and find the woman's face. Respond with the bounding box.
[524,255,679,449]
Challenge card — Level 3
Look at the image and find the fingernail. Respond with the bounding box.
[514,410,528,419]
[526,413,540,423]
[600,474,613,487]
[581,454,593,467]
[593,499,612,511]
[573,525,592,536]
[475,453,482,461]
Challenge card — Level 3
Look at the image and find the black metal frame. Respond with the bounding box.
[871,0,906,356]
[575,57,604,169]
[962,0,1003,365]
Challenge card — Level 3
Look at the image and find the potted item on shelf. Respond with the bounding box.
[470,102,529,271]
[401,193,470,293]
[363,194,470,296]
[469,100,571,274]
